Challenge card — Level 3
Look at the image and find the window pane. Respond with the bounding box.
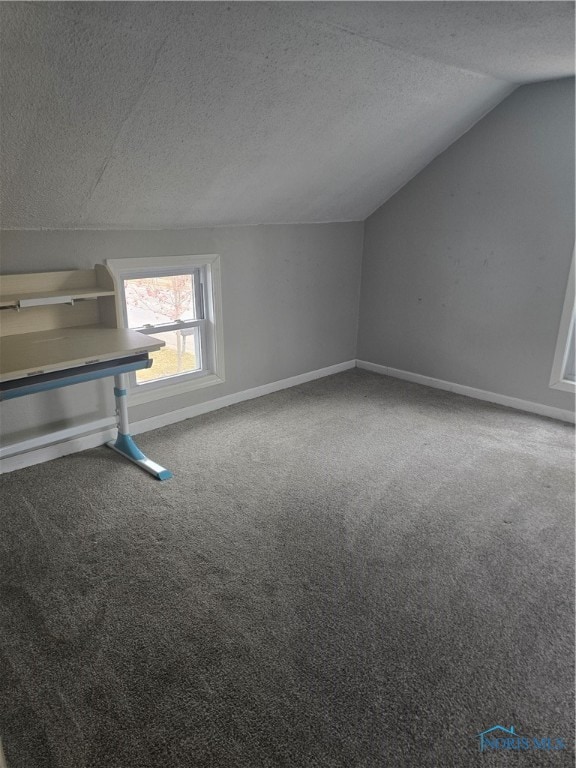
[124,274,197,328]
[136,329,201,384]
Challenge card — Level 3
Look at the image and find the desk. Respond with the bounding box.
[0,269,173,480]
[0,327,161,382]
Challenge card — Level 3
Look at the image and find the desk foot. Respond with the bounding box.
[107,433,173,481]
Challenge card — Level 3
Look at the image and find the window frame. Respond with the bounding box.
[550,245,575,393]
[107,255,225,404]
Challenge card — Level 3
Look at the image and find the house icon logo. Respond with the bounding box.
[477,725,516,752]
[476,724,566,752]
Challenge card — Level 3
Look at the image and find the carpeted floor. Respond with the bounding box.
[0,369,574,767]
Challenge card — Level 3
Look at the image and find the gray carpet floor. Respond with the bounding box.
[0,369,574,767]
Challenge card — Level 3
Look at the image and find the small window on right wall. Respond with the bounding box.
[550,246,576,392]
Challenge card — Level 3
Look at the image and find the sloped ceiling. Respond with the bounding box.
[0,2,573,229]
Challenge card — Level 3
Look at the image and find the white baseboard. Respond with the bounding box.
[0,360,356,474]
[3,356,570,475]
[0,425,118,474]
[356,359,575,424]
[131,360,356,435]
[0,417,117,461]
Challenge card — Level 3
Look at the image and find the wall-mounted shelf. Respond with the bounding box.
[0,287,115,309]
[0,266,118,336]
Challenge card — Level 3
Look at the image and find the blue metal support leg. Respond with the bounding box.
[106,373,173,480]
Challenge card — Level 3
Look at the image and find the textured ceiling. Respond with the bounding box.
[0,2,574,229]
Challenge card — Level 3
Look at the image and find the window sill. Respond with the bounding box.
[549,377,576,393]
[128,372,225,405]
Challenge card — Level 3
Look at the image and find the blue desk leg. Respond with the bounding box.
[106,373,173,480]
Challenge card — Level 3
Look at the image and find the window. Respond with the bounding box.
[107,255,224,404]
[550,246,575,393]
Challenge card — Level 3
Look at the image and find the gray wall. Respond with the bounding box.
[357,78,575,412]
[1,77,574,451]
[0,223,364,443]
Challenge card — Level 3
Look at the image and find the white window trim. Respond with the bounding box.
[107,255,225,404]
[550,245,575,393]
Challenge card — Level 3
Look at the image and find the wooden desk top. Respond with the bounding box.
[0,327,164,382]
